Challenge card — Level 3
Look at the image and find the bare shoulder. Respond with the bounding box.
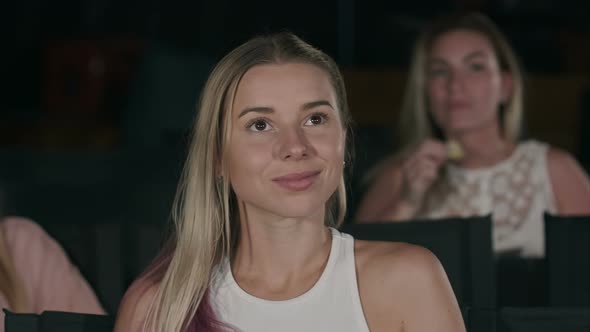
[355,240,465,332]
[1,216,46,241]
[0,216,65,260]
[546,147,590,214]
[547,147,581,170]
[355,239,444,285]
[114,278,159,332]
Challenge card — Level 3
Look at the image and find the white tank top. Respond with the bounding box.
[418,140,557,257]
[210,228,370,332]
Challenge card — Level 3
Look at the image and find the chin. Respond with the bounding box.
[268,197,328,220]
[446,121,485,135]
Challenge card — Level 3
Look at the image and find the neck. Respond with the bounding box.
[231,204,332,299]
[449,121,515,169]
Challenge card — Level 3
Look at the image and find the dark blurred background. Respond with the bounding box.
[1,0,589,313]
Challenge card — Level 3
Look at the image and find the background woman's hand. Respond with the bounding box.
[399,139,448,208]
[355,139,449,222]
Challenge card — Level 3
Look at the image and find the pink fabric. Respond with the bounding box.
[0,217,105,331]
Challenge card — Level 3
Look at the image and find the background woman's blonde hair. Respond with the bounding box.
[140,32,352,332]
[399,12,525,148]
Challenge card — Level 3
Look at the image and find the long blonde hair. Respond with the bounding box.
[142,32,351,332]
[0,225,29,312]
[399,12,525,148]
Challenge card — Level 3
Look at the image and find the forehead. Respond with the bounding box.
[430,29,495,57]
[232,62,336,113]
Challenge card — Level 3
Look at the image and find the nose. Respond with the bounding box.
[276,127,310,161]
[448,71,465,95]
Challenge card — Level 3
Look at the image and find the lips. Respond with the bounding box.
[449,100,470,110]
[272,170,321,191]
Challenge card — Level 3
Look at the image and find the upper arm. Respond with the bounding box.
[354,160,404,222]
[4,217,104,314]
[547,148,590,214]
[114,280,158,332]
[357,242,465,332]
[394,247,465,332]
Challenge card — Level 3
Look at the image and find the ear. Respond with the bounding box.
[215,161,223,179]
[214,151,224,179]
[500,72,514,103]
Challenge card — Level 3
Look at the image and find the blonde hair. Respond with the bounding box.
[0,226,29,312]
[143,32,351,332]
[399,12,525,148]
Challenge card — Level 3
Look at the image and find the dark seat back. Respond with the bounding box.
[4,309,114,332]
[545,213,590,306]
[498,307,590,332]
[461,305,496,332]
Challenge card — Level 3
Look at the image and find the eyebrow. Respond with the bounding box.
[428,50,488,66]
[238,106,273,118]
[302,100,334,111]
[238,100,334,118]
[463,50,487,62]
[428,58,448,66]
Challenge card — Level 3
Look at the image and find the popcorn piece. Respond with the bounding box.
[447,140,464,160]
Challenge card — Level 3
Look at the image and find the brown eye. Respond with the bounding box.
[310,115,322,124]
[428,67,449,78]
[305,113,328,126]
[248,119,271,132]
[470,63,486,71]
[254,120,267,131]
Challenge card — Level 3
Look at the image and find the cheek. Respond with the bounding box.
[312,137,344,191]
[227,139,270,179]
[426,81,447,108]
[426,84,447,126]
[314,134,346,189]
[472,78,502,112]
[311,129,345,161]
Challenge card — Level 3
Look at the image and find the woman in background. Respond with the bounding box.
[355,12,590,258]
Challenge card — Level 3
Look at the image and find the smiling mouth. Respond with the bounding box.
[272,170,321,191]
[448,101,470,110]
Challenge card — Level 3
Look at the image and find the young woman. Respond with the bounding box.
[115,32,464,332]
[355,12,590,258]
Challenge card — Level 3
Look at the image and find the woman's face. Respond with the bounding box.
[425,29,511,137]
[226,62,345,221]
